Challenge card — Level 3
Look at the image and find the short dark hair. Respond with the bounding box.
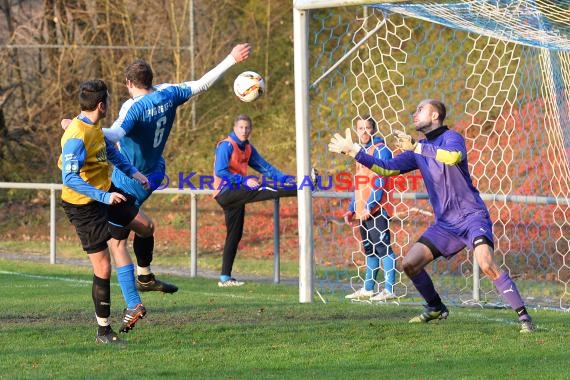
[358,114,377,132]
[79,79,108,111]
[234,114,252,127]
[428,100,446,122]
[125,59,153,89]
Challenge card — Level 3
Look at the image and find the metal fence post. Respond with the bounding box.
[50,187,57,264]
[273,198,280,284]
[473,255,480,301]
[190,192,198,277]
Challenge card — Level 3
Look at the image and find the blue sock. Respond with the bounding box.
[383,252,396,293]
[364,255,380,291]
[116,263,141,309]
[220,275,231,282]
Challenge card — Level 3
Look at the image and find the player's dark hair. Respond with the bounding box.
[359,114,377,132]
[234,114,252,127]
[79,79,108,112]
[428,100,446,122]
[125,59,153,89]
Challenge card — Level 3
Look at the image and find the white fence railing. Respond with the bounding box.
[0,183,289,280]
[2,182,568,299]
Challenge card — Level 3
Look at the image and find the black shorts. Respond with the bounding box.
[61,200,110,254]
[107,183,138,227]
[62,184,139,253]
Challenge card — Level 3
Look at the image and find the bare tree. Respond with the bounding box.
[0,0,296,181]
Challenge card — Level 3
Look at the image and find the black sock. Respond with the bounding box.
[515,306,530,321]
[134,235,154,267]
[92,275,111,319]
[97,325,112,336]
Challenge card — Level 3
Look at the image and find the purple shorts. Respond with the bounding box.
[419,212,494,259]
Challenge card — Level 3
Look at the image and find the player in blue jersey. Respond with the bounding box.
[60,79,154,343]
[62,44,251,292]
[329,99,535,333]
[101,43,252,293]
[343,116,397,302]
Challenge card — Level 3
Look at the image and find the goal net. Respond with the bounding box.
[294,0,570,310]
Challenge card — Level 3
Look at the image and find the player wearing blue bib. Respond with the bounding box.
[102,44,252,293]
[329,99,535,333]
[343,116,397,302]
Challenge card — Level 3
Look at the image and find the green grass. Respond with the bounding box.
[0,240,343,282]
[1,259,569,379]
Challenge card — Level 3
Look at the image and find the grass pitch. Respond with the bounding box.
[0,258,568,380]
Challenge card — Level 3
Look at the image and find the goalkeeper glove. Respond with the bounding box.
[328,128,361,158]
[394,130,419,152]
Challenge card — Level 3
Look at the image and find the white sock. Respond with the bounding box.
[96,316,110,326]
[137,266,152,276]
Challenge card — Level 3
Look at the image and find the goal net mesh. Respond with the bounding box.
[309,0,570,310]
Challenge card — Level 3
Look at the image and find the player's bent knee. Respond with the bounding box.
[92,260,112,278]
[137,216,155,237]
[127,217,154,238]
[137,223,154,237]
[402,259,418,277]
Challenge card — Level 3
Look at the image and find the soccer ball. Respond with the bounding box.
[233,71,265,102]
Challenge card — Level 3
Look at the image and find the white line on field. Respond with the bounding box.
[454,310,546,332]
[315,290,327,304]
[200,292,252,299]
[455,310,517,326]
[0,270,91,284]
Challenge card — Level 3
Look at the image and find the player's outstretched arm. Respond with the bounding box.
[329,128,415,176]
[395,129,464,165]
[187,43,252,96]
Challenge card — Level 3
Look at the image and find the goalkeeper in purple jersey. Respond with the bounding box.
[100,44,251,294]
[329,99,535,333]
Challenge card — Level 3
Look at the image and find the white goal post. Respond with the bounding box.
[293,0,570,309]
[293,0,418,303]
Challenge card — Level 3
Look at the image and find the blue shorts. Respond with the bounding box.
[419,212,494,259]
[111,160,166,207]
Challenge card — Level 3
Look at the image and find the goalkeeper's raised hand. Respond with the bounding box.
[328,128,361,158]
[394,130,418,151]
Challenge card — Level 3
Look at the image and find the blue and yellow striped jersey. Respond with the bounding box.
[59,115,138,205]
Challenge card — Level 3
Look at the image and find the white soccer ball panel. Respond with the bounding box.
[233,71,265,102]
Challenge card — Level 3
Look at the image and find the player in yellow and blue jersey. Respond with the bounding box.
[60,79,154,343]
